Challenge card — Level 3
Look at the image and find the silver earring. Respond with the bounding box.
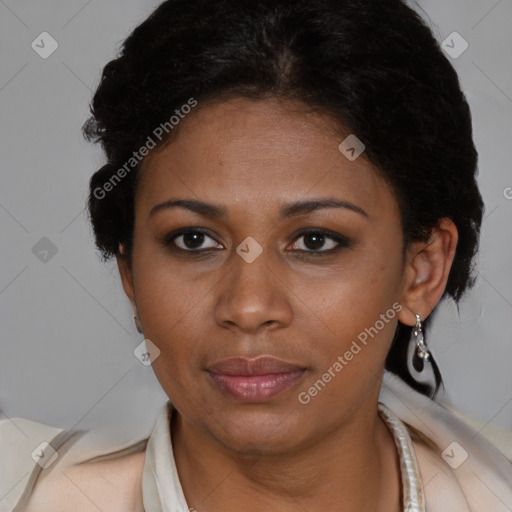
[412,314,431,372]
[134,315,143,334]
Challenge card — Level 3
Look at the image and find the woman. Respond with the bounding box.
[1,0,511,511]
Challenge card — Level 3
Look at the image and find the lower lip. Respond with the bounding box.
[207,370,306,402]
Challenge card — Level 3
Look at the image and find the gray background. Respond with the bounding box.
[1,0,511,442]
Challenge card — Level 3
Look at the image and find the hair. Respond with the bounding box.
[83,0,484,398]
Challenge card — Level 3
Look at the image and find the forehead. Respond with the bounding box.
[136,97,397,220]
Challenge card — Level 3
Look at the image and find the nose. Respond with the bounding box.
[214,246,293,333]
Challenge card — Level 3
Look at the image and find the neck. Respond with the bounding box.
[171,399,402,512]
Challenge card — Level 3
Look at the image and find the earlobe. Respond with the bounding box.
[398,218,458,326]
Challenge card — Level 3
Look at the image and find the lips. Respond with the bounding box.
[207,355,304,376]
[206,356,306,402]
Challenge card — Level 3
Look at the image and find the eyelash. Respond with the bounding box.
[161,227,350,257]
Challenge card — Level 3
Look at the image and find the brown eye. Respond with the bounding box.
[166,229,222,251]
[288,229,350,255]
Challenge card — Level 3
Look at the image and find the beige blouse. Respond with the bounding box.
[1,371,511,511]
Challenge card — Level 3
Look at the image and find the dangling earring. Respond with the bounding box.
[412,313,431,372]
[133,315,143,334]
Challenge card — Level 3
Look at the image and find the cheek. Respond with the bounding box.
[295,284,401,415]
[132,247,207,327]
[309,281,399,366]
[131,259,212,382]
[303,244,404,367]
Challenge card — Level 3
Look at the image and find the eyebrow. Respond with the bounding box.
[149,197,369,219]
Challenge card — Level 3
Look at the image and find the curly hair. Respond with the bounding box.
[82,0,484,398]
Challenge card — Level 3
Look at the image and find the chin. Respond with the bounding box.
[207,407,307,455]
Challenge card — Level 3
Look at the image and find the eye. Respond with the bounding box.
[288,229,349,254]
[160,227,349,256]
[165,228,223,251]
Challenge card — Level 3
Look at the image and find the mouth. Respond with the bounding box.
[206,356,307,402]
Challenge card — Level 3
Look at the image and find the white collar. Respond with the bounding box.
[142,400,189,511]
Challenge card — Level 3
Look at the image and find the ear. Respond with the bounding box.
[398,218,458,326]
[116,244,136,311]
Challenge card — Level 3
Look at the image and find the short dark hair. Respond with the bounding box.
[83,0,484,398]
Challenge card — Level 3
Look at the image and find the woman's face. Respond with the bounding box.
[120,97,411,454]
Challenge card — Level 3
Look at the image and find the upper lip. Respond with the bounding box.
[207,356,305,376]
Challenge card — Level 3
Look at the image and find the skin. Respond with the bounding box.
[117,97,458,512]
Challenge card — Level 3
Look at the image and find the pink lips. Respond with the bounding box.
[206,356,306,402]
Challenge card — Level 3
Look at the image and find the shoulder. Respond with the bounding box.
[25,448,146,512]
[0,415,148,512]
[0,416,69,512]
[380,372,512,511]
